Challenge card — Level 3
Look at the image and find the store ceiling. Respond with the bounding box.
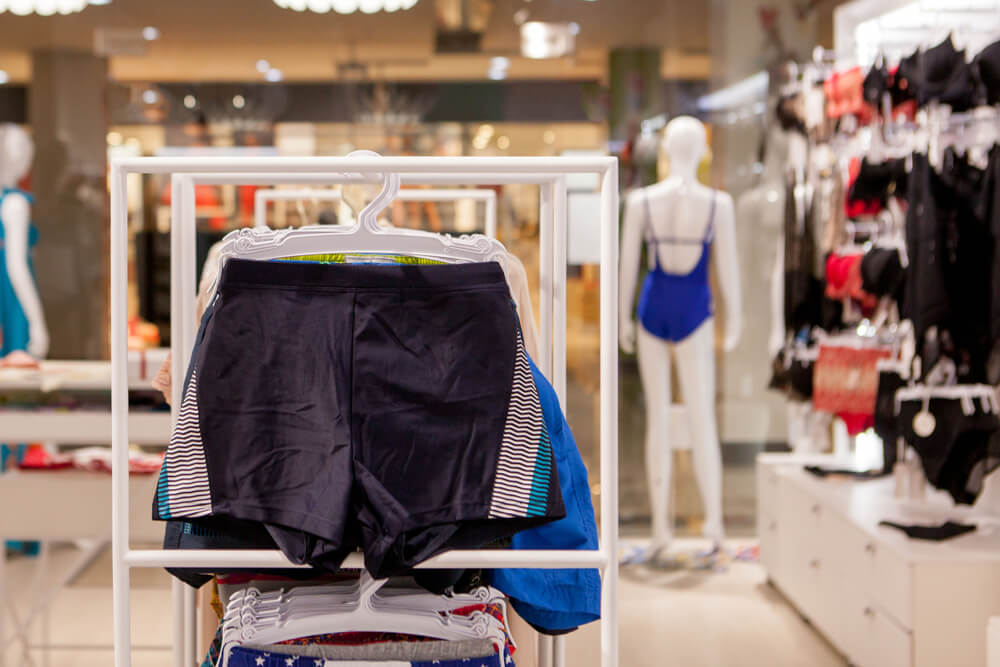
[0,0,711,82]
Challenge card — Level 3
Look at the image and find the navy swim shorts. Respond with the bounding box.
[153,258,563,577]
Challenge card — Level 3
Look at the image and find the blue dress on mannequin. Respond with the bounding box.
[0,187,39,356]
[0,188,40,554]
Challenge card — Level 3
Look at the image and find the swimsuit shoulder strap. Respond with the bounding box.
[643,190,663,270]
[703,191,717,244]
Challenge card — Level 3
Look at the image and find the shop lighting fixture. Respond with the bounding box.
[183,95,197,109]
[265,68,283,82]
[853,0,1000,66]
[695,71,768,112]
[256,59,271,73]
[520,21,576,59]
[273,0,418,14]
[0,70,8,85]
[0,0,91,14]
[141,88,159,105]
[232,94,246,109]
[142,26,159,41]
[487,56,509,80]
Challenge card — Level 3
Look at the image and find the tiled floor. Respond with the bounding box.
[2,540,845,667]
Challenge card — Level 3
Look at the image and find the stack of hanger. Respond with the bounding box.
[218,573,514,667]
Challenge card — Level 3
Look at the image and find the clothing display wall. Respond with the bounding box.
[769,35,1000,508]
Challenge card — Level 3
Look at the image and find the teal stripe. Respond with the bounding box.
[155,469,172,519]
[525,427,554,517]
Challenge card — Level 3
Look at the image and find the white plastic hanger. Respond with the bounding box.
[213,150,508,269]
[219,573,508,666]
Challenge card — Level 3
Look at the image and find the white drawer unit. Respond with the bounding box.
[757,454,1000,667]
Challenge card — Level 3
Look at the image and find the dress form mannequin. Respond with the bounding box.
[0,124,49,359]
[620,116,742,551]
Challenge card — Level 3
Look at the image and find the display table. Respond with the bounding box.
[758,453,1000,667]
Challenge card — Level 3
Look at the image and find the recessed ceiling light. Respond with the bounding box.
[183,94,197,109]
[265,68,283,82]
[142,26,159,41]
[232,94,246,109]
[256,59,271,74]
[141,88,159,105]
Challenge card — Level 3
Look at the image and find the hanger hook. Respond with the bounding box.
[348,149,400,232]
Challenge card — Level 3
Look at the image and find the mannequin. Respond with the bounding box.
[0,124,49,360]
[619,116,742,552]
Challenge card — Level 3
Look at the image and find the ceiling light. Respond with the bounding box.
[513,8,528,24]
[520,21,576,59]
[273,0,417,13]
[496,135,510,150]
[0,70,8,85]
[232,94,246,109]
[265,68,283,82]
[183,94,197,109]
[256,59,271,73]
[87,0,110,4]
[488,68,506,81]
[141,88,159,105]
[568,21,579,35]
[1,0,90,14]
[142,26,159,41]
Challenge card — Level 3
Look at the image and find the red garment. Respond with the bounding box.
[813,344,892,417]
[824,67,873,123]
[838,412,875,436]
[825,253,878,313]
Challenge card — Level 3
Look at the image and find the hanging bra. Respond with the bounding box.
[635,191,715,343]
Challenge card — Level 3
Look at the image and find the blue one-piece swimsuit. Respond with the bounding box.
[636,191,716,343]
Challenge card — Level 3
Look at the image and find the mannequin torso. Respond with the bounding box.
[0,124,49,359]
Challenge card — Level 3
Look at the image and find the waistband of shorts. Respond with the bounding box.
[220,257,509,292]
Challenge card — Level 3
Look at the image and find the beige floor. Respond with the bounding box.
[1,540,844,667]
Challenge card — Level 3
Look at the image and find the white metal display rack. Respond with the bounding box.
[109,155,620,667]
[254,187,498,238]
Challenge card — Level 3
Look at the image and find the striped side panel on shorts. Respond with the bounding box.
[488,328,550,519]
[155,368,213,519]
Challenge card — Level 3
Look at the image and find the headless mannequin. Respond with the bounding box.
[620,116,742,551]
[0,124,48,359]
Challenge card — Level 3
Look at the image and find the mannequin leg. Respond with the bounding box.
[636,326,673,550]
[673,320,725,547]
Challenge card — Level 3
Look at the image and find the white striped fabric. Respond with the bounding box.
[161,369,213,518]
[488,329,546,519]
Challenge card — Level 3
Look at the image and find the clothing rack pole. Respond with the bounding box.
[110,156,619,667]
[599,160,620,667]
[253,187,499,238]
[550,176,569,667]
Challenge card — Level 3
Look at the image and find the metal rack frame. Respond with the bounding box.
[109,155,619,667]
